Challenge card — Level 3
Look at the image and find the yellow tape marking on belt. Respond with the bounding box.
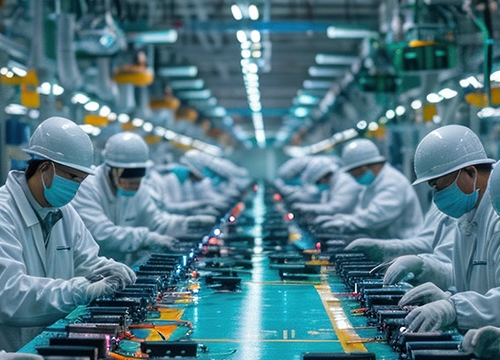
[315,284,367,353]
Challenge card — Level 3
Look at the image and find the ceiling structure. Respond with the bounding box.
[0,0,499,154]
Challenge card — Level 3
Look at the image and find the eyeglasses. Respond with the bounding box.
[53,163,87,184]
[428,170,460,191]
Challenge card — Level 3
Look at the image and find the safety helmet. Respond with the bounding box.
[489,162,500,215]
[277,156,311,179]
[180,149,211,178]
[23,116,95,174]
[413,125,495,185]
[102,132,150,168]
[341,139,385,172]
[301,156,338,185]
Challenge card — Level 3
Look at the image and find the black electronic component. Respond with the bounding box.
[50,337,108,359]
[409,349,473,360]
[36,345,98,359]
[66,323,123,338]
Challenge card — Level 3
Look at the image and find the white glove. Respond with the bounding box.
[313,215,334,226]
[383,255,424,285]
[0,353,44,359]
[92,259,136,288]
[146,232,180,251]
[398,282,451,307]
[344,238,386,262]
[83,275,123,302]
[461,326,500,359]
[404,299,456,332]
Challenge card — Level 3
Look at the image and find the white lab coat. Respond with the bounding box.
[71,164,187,264]
[295,171,363,215]
[444,186,500,330]
[325,163,424,239]
[0,171,112,352]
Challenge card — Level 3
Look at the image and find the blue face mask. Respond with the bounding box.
[433,170,478,218]
[170,167,190,184]
[316,184,329,192]
[117,188,137,197]
[42,166,80,207]
[356,169,376,186]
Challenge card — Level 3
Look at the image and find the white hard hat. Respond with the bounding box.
[277,156,311,179]
[23,116,95,174]
[301,156,338,185]
[341,139,385,172]
[413,125,495,185]
[180,149,211,178]
[102,132,150,168]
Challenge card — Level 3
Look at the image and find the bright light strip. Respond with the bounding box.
[241,49,251,58]
[84,101,99,112]
[368,122,379,131]
[248,4,259,20]
[39,82,52,95]
[395,105,406,116]
[0,67,8,75]
[426,92,443,103]
[131,117,144,127]
[385,109,396,119]
[411,100,422,110]
[478,107,500,118]
[4,103,27,115]
[52,84,64,96]
[315,54,359,65]
[237,30,247,43]
[231,4,243,20]
[250,30,261,43]
[327,26,376,39]
[11,66,27,77]
[293,107,309,117]
[99,106,111,117]
[158,66,198,78]
[176,89,212,99]
[459,76,483,89]
[491,70,500,82]
[308,66,345,77]
[169,79,204,90]
[356,120,367,130]
[130,30,178,44]
[303,80,333,89]
[108,112,117,121]
[142,122,153,132]
[72,93,90,104]
[296,94,320,105]
[438,88,458,99]
[117,113,130,123]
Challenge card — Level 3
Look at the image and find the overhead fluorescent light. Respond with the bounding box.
[169,79,204,90]
[231,4,243,20]
[327,26,377,39]
[158,66,198,78]
[308,66,345,77]
[315,54,359,65]
[248,4,259,20]
[303,80,333,89]
[126,30,178,44]
[176,89,212,100]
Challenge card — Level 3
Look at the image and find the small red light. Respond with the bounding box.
[273,193,282,202]
[253,184,258,191]
[285,212,294,221]
[208,237,218,245]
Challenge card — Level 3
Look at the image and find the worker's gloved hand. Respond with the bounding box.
[185,215,217,230]
[461,326,500,359]
[398,282,451,307]
[313,215,334,226]
[146,232,180,250]
[93,259,136,288]
[0,352,44,359]
[383,255,423,285]
[83,275,123,302]
[344,238,385,262]
[404,299,456,332]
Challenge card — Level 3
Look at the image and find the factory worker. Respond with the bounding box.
[179,150,237,213]
[461,325,500,359]
[273,156,319,203]
[0,117,136,352]
[458,163,500,359]
[144,164,220,216]
[388,125,500,333]
[316,138,423,240]
[345,202,456,264]
[291,156,362,217]
[71,132,216,266]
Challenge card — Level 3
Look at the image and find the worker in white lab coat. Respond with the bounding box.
[72,132,216,266]
[0,117,136,352]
